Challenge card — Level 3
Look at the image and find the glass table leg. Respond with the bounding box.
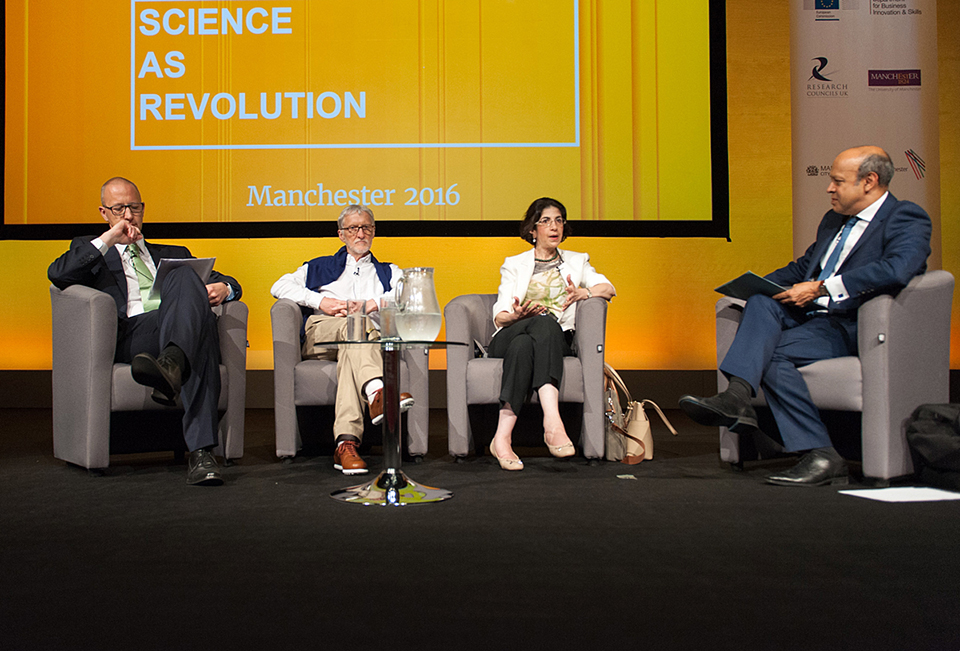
[331,340,453,506]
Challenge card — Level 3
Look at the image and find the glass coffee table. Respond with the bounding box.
[317,338,466,506]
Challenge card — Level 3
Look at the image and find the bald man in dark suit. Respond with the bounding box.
[680,146,932,486]
[49,177,242,485]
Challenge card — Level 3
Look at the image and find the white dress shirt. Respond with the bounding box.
[816,191,888,308]
[271,253,402,317]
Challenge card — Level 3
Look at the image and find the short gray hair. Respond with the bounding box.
[337,205,375,229]
[857,152,894,187]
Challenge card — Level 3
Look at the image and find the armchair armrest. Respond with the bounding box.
[271,298,305,457]
[50,284,118,469]
[445,294,496,346]
[715,297,746,394]
[574,296,609,459]
[857,270,954,478]
[215,300,248,460]
[444,294,496,457]
[444,293,496,383]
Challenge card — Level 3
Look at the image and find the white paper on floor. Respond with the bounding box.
[840,486,960,502]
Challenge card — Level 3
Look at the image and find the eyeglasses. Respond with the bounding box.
[103,203,145,217]
[341,224,375,236]
[536,216,564,226]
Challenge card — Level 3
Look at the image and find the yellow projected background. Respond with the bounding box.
[6,0,711,225]
[2,0,958,375]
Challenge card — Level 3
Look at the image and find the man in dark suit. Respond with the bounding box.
[48,177,242,485]
[680,146,932,486]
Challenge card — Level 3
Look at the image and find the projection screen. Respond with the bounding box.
[3,0,728,239]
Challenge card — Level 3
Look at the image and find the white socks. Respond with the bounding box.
[364,379,383,403]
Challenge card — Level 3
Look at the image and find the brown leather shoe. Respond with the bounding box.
[334,440,368,475]
[369,389,415,425]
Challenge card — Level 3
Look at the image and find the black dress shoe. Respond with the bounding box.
[678,392,758,433]
[187,449,223,486]
[131,353,182,406]
[766,449,848,487]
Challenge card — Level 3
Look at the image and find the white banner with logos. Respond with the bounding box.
[791,0,940,265]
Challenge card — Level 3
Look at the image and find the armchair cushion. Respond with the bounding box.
[110,364,229,412]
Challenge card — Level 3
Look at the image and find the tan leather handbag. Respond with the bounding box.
[604,364,678,464]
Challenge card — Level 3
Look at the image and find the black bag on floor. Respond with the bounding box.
[905,404,960,491]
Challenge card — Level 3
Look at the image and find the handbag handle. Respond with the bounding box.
[640,399,678,436]
[604,363,678,436]
[603,363,634,404]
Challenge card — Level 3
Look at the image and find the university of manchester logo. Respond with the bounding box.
[868,70,921,87]
[904,149,926,180]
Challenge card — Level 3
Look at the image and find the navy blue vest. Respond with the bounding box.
[298,247,396,340]
[304,246,394,293]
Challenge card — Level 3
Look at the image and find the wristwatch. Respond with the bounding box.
[586,287,593,298]
[817,280,829,297]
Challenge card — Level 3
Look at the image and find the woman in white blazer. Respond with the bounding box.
[487,198,616,470]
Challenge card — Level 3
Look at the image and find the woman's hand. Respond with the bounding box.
[512,297,547,321]
[495,297,547,328]
[561,275,589,310]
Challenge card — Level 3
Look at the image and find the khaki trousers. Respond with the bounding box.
[303,314,382,441]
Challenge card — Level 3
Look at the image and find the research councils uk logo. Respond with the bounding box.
[806,57,848,98]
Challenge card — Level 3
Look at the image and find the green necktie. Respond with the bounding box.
[127,244,161,312]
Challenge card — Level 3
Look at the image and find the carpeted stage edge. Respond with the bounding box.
[1,407,958,651]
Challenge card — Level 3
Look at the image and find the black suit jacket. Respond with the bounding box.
[48,236,242,319]
[765,193,931,315]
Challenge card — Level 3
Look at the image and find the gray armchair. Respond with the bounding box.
[270,298,430,460]
[716,270,954,481]
[50,284,248,470]
[445,294,608,459]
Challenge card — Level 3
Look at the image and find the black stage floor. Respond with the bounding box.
[1,408,958,651]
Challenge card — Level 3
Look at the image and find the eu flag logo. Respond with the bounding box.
[816,0,839,9]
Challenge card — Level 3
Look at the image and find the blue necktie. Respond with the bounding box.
[817,217,859,281]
